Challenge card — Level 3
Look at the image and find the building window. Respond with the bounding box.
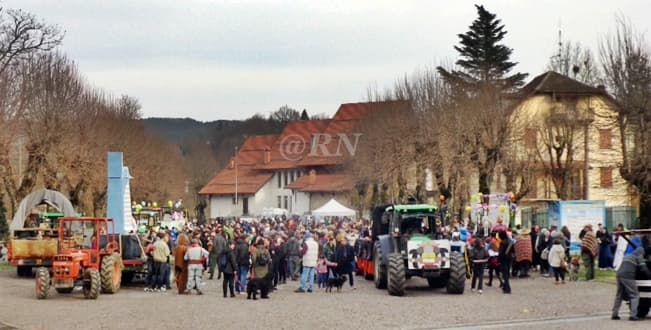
[599,129,612,149]
[600,167,613,188]
[283,196,288,209]
[524,128,537,149]
[284,172,288,187]
[277,196,282,208]
[277,172,281,188]
[232,196,236,205]
[290,171,295,183]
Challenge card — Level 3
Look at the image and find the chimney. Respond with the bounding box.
[308,169,316,185]
[264,147,271,164]
[229,158,235,169]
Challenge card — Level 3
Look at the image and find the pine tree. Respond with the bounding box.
[438,4,527,90]
[437,5,528,195]
[0,194,8,241]
[300,109,309,120]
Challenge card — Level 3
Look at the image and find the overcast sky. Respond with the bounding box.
[3,0,650,121]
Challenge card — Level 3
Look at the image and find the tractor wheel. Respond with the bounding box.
[387,253,406,296]
[35,267,50,299]
[55,287,73,294]
[373,243,387,289]
[446,252,466,294]
[101,253,123,293]
[83,269,101,299]
[638,300,650,318]
[427,277,446,289]
[17,265,32,277]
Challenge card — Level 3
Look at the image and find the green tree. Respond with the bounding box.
[300,109,309,120]
[437,4,527,195]
[0,194,8,241]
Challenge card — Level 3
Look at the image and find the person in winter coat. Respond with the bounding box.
[498,230,513,294]
[323,235,338,278]
[548,238,566,284]
[581,225,599,281]
[335,237,356,289]
[173,233,190,294]
[612,247,651,321]
[514,228,533,278]
[235,236,250,294]
[470,238,488,293]
[252,238,272,299]
[285,233,302,280]
[295,231,318,293]
[210,228,228,280]
[596,225,613,269]
[485,238,502,288]
[536,229,553,277]
[221,240,238,298]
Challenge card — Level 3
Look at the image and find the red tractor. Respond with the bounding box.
[35,217,123,299]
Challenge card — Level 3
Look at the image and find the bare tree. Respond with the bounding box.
[600,17,651,227]
[548,40,600,85]
[270,105,300,123]
[536,101,593,200]
[0,7,64,75]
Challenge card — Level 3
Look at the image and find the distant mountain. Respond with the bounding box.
[141,117,241,145]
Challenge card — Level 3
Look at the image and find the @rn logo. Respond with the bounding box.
[279,133,362,161]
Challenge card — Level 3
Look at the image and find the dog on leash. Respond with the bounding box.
[247,278,260,300]
[569,257,580,281]
[325,275,347,293]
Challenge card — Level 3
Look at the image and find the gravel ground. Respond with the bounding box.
[0,268,647,330]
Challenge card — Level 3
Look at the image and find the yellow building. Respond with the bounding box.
[494,71,630,206]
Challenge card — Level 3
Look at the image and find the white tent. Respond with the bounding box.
[312,198,356,217]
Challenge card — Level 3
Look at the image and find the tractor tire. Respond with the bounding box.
[387,253,406,297]
[35,267,50,299]
[373,243,387,289]
[446,252,466,294]
[17,265,32,277]
[83,269,101,299]
[427,277,446,289]
[101,253,123,293]
[638,301,650,318]
[55,287,73,294]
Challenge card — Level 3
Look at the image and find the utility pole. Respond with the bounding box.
[235,146,239,206]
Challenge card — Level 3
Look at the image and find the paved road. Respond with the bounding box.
[0,268,647,329]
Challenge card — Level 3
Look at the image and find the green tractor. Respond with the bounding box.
[372,204,466,296]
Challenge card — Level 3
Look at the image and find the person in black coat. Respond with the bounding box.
[222,240,238,298]
[498,231,513,294]
[235,236,250,294]
[335,237,356,289]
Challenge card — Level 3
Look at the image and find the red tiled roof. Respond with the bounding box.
[519,71,608,97]
[201,101,400,195]
[331,101,407,121]
[198,165,273,195]
[285,174,354,192]
[199,135,276,195]
[254,120,331,170]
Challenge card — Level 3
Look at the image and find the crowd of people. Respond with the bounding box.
[139,216,362,299]
[135,213,649,322]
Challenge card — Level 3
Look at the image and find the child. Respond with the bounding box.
[485,238,502,288]
[470,238,488,294]
[317,255,328,288]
